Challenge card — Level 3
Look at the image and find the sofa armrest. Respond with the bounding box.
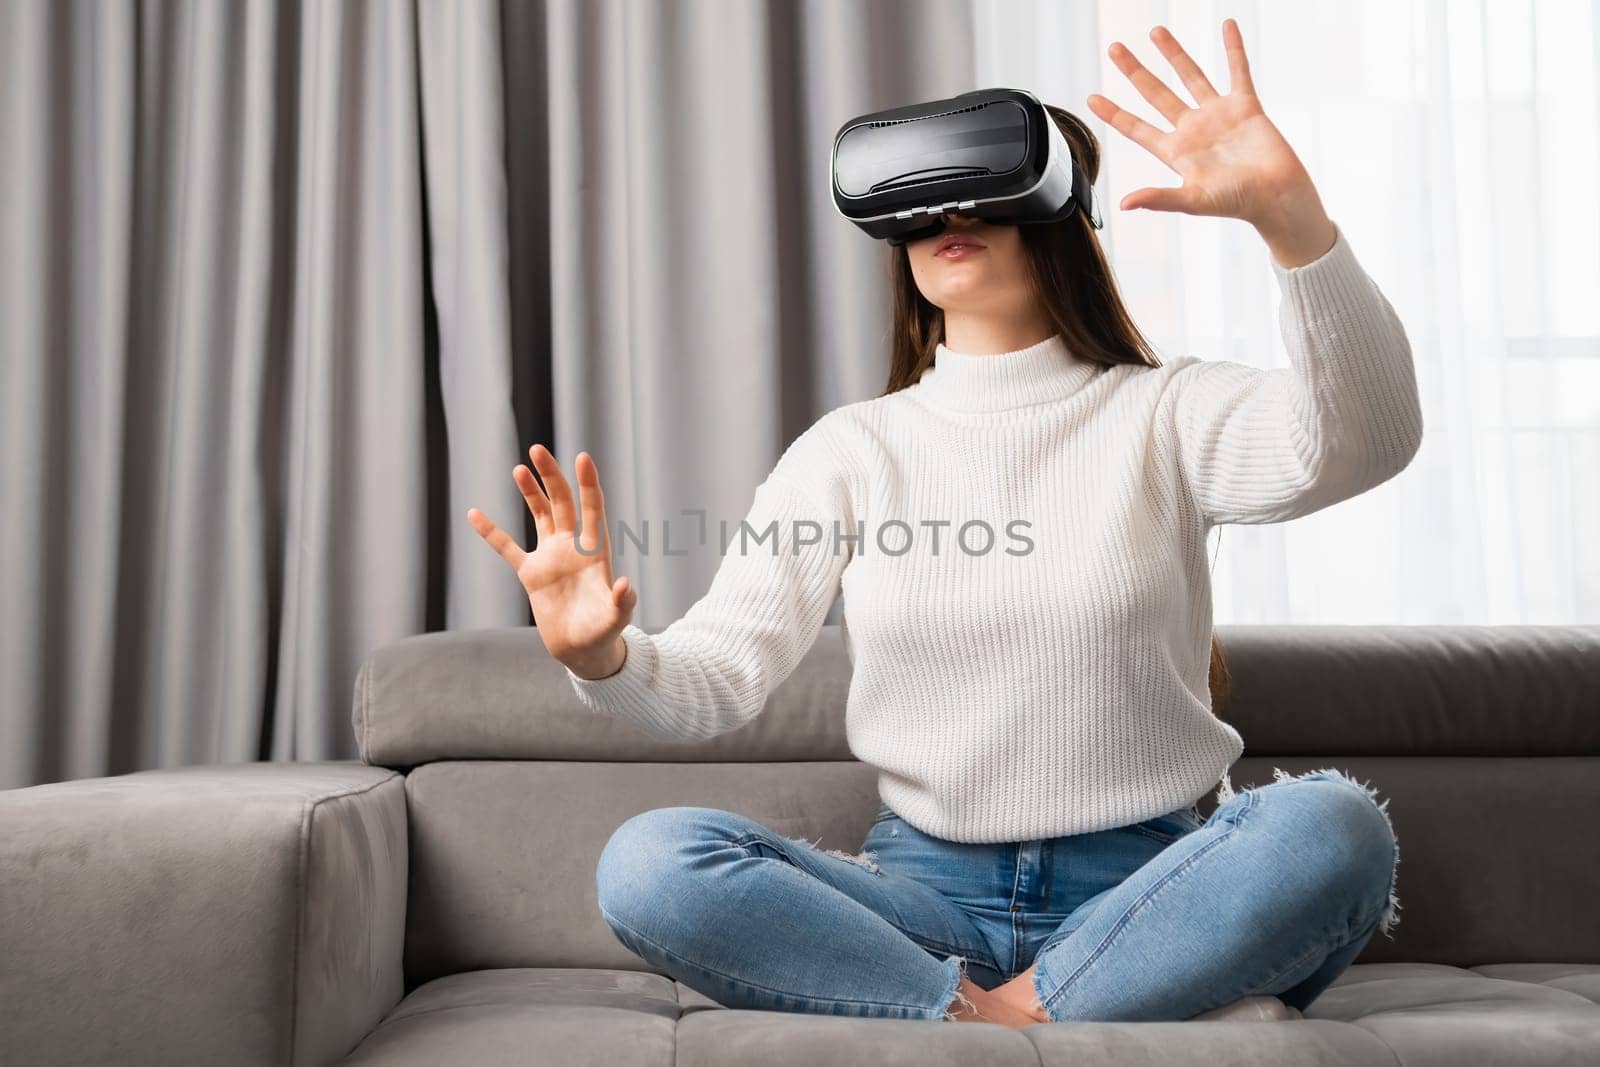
[0,761,407,1067]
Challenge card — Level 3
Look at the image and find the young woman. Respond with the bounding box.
[468,19,1419,1027]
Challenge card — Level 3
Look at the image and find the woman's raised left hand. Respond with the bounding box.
[1088,18,1337,266]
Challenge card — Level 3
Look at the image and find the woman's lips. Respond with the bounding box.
[935,244,985,260]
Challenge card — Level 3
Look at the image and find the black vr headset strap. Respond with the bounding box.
[1072,153,1105,231]
[1052,112,1103,231]
[1031,152,1104,231]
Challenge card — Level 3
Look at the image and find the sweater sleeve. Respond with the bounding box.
[561,422,853,742]
[1164,221,1425,527]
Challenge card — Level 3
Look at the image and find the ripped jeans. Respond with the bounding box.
[593,766,1402,1023]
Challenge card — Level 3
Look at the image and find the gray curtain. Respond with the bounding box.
[0,0,974,789]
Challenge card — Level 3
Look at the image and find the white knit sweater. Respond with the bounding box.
[566,221,1423,843]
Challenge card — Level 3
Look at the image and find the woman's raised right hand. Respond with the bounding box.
[467,444,638,680]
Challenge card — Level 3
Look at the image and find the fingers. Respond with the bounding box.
[466,507,527,570]
[612,575,638,631]
[527,443,577,531]
[612,575,636,614]
[514,463,553,539]
[1222,17,1256,96]
[573,451,610,558]
[1119,184,1199,214]
[1149,25,1219,103]
[1086,92,1166,159]
[1107,40,1188,126]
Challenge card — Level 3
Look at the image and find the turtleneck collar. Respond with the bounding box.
[913,332,1104,414]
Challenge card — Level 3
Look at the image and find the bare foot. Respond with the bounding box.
[986,964,1053,1024]
[943,975,1046,1028]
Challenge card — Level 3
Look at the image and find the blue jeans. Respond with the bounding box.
[594,766,1401,1022]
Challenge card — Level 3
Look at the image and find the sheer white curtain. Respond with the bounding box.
[974,0,1600,623]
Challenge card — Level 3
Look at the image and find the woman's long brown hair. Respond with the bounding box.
[878,103,1233,718]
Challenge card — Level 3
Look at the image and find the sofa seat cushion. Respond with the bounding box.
[1302,962,1600,1065]
[341,963,1600,1066]
[340,969,681,1066]
[1469,962,1600,1006]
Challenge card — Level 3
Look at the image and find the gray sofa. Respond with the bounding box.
[5,622,1599,1066]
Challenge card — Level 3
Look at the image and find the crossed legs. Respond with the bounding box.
[594,768,1400,1025]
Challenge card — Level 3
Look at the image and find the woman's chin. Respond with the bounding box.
[933,274,997,301]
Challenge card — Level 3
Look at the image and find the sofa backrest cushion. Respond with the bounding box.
[399,752,1600,985]
[353,625,854,769]
[401,757,883,987]
[354,624,1600,767]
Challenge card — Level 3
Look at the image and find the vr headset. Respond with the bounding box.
[830,86,1103,245]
